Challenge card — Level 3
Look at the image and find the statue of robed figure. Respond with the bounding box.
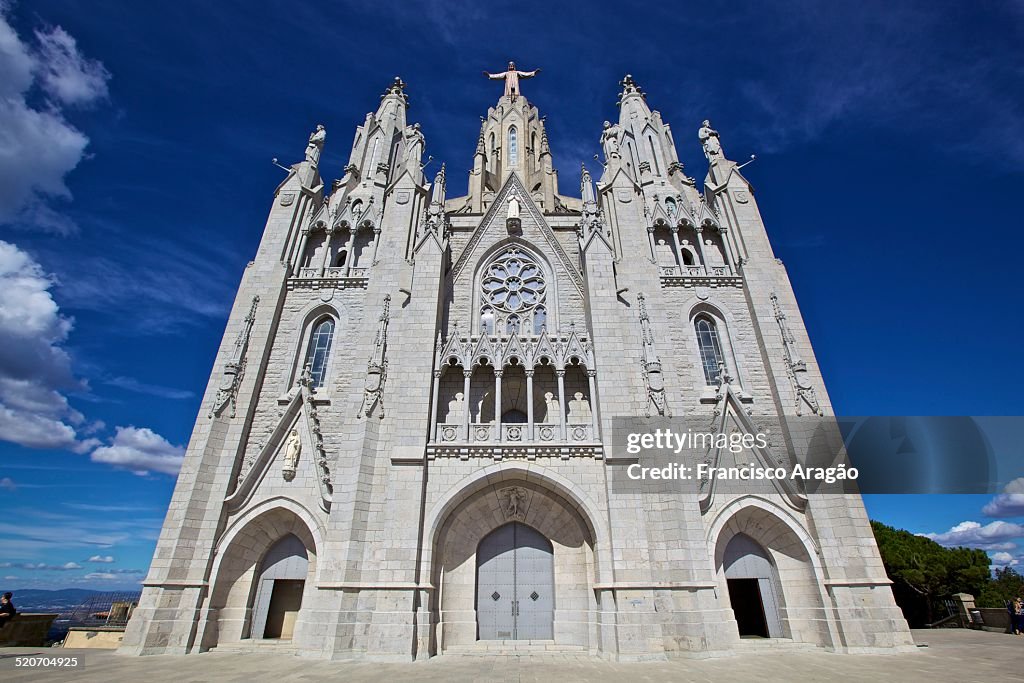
[483,62,540,101]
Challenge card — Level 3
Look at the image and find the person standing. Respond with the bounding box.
[0,592,16,629]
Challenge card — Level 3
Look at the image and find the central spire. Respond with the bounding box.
[483,61,540,102]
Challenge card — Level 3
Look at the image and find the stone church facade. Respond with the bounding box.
[121,73,914,660]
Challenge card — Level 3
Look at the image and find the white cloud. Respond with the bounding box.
[923,520,1024,551]
[0,477,14,491]
[0,240,87,450]
[91,426,185,476]
[32,25,110,107]
[982,478,1024,518]
[0,3,109,232]
[990,551,1019,567]
[87,555,114,563]
[83,572,117,580]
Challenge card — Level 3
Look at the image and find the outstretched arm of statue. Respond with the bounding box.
[483,71,506,80]
[518,69,540,78]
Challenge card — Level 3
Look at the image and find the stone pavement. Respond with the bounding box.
[2,630,1021,683]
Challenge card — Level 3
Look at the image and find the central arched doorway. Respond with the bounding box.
[723,533,783,638]
[249,534,308,640]
[476,522,554,640]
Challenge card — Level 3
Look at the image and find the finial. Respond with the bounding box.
[618,74,645,102]
[382,76,409,104]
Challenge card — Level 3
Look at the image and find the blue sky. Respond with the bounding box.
[0,0,1022,590]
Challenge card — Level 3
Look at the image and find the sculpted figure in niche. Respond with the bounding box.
[305,124,326,166]
[705,238,725,266]
[447,391,465,423]
[507,195,521,220]
[282,429,301,480]
[601,121,622,159]
[543,391,560,423]
[568,391,591,422]
[655,238,675,266]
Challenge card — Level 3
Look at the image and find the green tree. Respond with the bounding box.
[871,521,990,626]
[978,566,1024,608]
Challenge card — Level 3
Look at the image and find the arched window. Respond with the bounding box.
[533,306,546,335]
[695,316,725,385]
[304,317,335,388]
[481,307,495,335]
[506,314,520,335]
[335,249,347,267]
[489,132,496,156]
[508,126,518,165]
[531,131,537,166]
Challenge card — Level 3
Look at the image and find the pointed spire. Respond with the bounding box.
[580,163,596,205]
[431,163,447,205]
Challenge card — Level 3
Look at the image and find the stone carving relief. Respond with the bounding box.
[771,293,823,416]
[637,292,671,417]
[501,486,528,520]
[210,295,259,419]
[298,364,333,495]
[358,294,391,418]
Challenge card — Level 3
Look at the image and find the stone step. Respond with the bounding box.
[733,637,818,652]
[443,640,590,656]
[211,639,301,656]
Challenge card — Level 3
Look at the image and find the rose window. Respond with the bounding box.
[481,249,546,313]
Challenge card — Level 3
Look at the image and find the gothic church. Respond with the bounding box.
[122,71,914,659]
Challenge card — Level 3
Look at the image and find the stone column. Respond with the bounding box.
[370,227,382,267]
[694,225,709,275]
[293,227,311,273]
[525,369,535,441]
[646,226,657,263]
[431,369,441,441]
[463,369,472,441]
[494,369,503,442]
[669,226,685,273]
[343,227,357,276]
[319,226,335,275]
[587,369,599,440]
[556,368,567,441]
[720,226,737,274]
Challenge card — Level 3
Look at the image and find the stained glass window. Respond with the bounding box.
[304,317,335,388]
[695,316,725,385]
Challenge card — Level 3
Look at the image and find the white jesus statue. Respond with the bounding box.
[483,62,540,102]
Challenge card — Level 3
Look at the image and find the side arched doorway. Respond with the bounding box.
[476,522,554,640]
[723,533,783,638]
[249,534,308,640]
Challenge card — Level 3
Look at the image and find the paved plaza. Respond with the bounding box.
[2,630,1021,682]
